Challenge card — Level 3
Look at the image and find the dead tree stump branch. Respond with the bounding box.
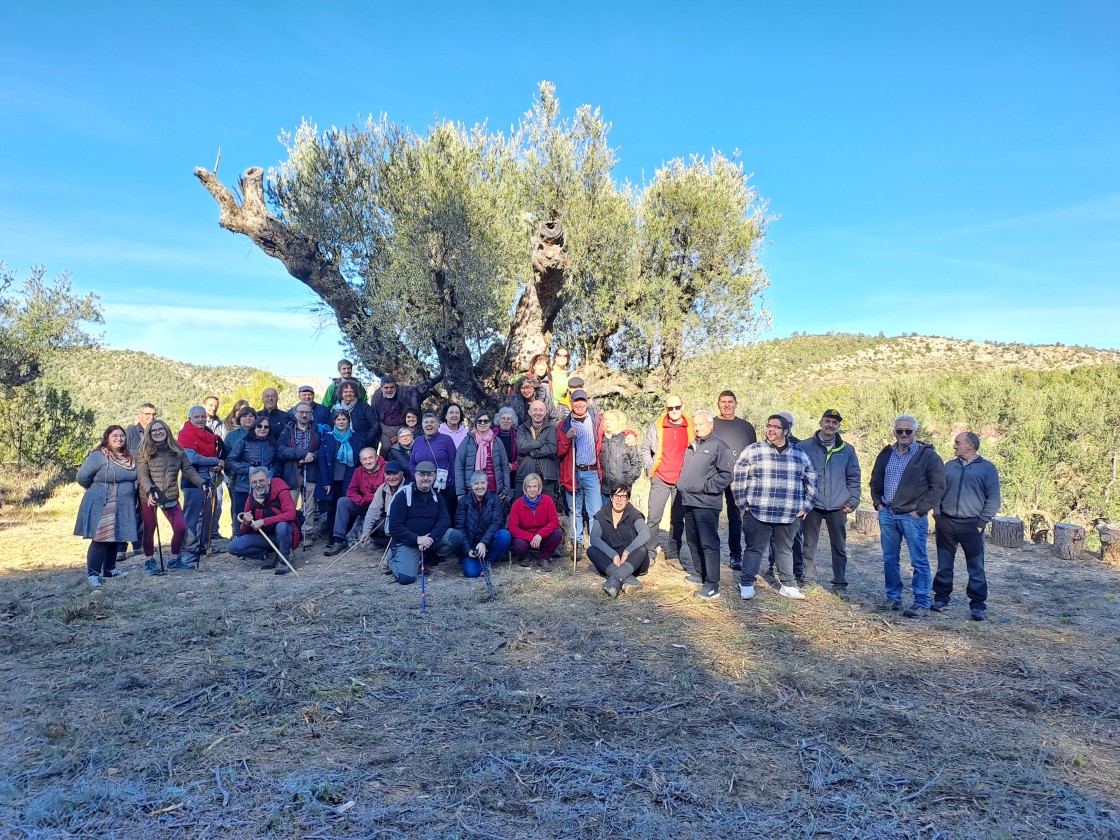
[1053,523,1086,560]
[990,516,1024,549]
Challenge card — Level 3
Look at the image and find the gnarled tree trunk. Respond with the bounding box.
[499,221,568,384]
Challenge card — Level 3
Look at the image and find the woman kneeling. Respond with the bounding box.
[457,470,512,577]
[589,483,650,598]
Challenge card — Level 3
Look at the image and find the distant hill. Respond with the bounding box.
[40,348,302,429]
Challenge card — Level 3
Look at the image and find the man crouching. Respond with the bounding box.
[228,468,300,575]
[386,460,465,585]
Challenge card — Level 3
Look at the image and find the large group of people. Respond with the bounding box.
[76,351,1001,619]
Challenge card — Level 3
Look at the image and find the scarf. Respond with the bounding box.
[101,447,135,469]
[334,399,358,413]
[523,493,542,512]
[472,428,495,487]
[178,422,218,457]
[332,427,355,466]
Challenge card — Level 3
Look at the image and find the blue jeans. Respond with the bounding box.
[389,528,465,585]
[566,469,603,543]
[878,508,931,607]
[228,522,293,560]
[460,528,512,577]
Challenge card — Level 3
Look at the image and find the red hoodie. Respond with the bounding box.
[346,456,387,506]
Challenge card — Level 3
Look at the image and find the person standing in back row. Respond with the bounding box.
[642,396,691,569]
[677,411,733,600]
[933,431,1000,621]
[712,390,756,571]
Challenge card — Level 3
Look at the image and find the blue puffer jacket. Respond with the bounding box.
[226,436,278,494]
[454,490,505,546]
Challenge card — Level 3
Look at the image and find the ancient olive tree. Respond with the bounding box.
[195,83,770,404]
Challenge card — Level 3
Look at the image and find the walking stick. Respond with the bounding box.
[259,528,299,577]
[481,552,495,602]
[419,546,427,614]
[316,519,384,577]
[153,509,166,575]
[571,449,578,571]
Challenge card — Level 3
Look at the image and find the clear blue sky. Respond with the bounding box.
[2,1,1117,380]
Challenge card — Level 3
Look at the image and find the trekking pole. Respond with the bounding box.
[571,452,578,572]
[259,529,299,577]
[317,519,384,577]
[154,510,166,575]
[419,546,427,614]
[481,553,495,602]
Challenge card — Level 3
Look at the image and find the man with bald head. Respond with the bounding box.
[258,388,288,442]
[515,399,560,504]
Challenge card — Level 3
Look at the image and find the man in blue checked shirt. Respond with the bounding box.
[732,414,817,601]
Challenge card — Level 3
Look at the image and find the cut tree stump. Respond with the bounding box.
[853,508,879,536]
[990,516,1024,549]
[1099,524,1120,564]
[1053,523,1085,560]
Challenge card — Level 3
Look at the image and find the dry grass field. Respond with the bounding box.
[1,487,1119,839]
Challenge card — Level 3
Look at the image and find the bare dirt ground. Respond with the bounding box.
[2,503,1119,839]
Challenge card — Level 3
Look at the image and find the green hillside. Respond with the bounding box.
[39,348,300,429]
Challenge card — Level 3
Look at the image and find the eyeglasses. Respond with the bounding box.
[555,353,569,359]
[610,493,630,500]
[894,429,915,436]
[666,404,682,411]
[766,423,785,430]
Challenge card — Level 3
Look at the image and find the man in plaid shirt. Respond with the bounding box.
[733,414,818,601]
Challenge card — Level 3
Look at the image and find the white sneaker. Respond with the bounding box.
[88,574,100,588]
[778,585,805,600]
[739,584,755,600]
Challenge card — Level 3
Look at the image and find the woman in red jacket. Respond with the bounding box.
[507,473,562,572]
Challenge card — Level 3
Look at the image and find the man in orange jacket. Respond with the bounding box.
[641,395,691,569]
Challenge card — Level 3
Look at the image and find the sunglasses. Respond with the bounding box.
[666,404,682,411]
[894,429,915,436]
[257,425,270,430]
[476,418,491,425]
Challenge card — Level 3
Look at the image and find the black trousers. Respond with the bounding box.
[802,508,850,587]
[743,512,799,586]
[933,514,988,609]
[683,505,722,587]
[86,541,118,576]
[586,545,651,577]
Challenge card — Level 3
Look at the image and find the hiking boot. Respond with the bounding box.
[970,607,986,621]
[903,605,930,619]
[739,584,755,600]
[115,551,126,564]
[167,557,193,571]
[881,597,902,612]
[695,584,720,601]
[538,557,553,572]
[260,554,278,570]
[275,564,290,575]
[144,558,160,576]
[621,575,642,594]
[778,585,806,600]
[832,586,850,601]
[103,569,128,579]
[685,573,703,585]
[931,599,950,612]
[602,576,622,599]
[88,574,100,588]
[517,555,531,568]
[729,557,742,571]
[323,540,347,557]
[663,555,686,572]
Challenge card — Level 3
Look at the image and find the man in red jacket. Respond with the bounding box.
[325,447,386,556]
[556,389,604,553]
[641,395,691,568]
[228,469,301,574]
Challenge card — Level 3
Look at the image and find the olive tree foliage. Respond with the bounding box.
[0,263,102,389]
[0,263,101,469]
[197,82,771,405]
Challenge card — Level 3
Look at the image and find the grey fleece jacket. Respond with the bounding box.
[938,455,1001,525]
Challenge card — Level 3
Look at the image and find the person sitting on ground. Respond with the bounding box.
[177,405,225,566]
[494,407,518,494]
[514,400,560,503]
[75,425,139,587]
[324,447,386,556]
[226,416,278,523]
[454,410,511,502]
[323,359,367,407]
[330,380,378,446]
[386,460,465,584]
[288,384,330,427]
[600,409,642,506]
[508,472,562,572]
[589,483,651,598]
[439,402,468,449]
[316,409,364,545]
[456,470,513,578]
[359,460,405,550]
[389,426,415,482]
[137,418,206,575]
[227,468,301,575]
[370,372,443,458]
